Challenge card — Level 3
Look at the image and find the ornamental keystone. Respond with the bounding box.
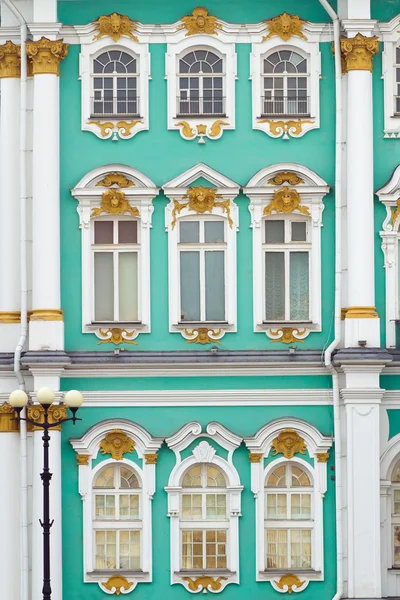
[26,37,68,76]
[271,429,307,459]
[99,429,135,460]
[340,33,379,72]
[0,41,21,78]
[0,403,19,433]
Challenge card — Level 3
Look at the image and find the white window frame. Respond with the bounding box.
[380,15,400,137]
[250,34,321,139]
[163,163,240,340]
[244,417,332,587]
[165,422,243,593]
[71,164,159,340]
[79,36,150,140]
[69,419,163,592]
[166,33,236,142]
[244,163,329,339]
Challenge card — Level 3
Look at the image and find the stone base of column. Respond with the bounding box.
[29,318,64,351]
[0,322,24,352]
[344,310,380,347]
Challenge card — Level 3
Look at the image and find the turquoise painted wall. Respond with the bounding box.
[61,405,336,600]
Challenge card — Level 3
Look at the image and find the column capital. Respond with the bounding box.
[26,403,67,431]
[0,403,19,432]
[340,33,379,72]
[26,37,68,76]
[0,41,21,78]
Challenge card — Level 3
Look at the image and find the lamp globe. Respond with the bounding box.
[9,389,29,408]
[64,390,83,409]
[36,387,56,406]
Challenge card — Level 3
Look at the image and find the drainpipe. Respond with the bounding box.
[2,2,29,600]
[317,2,344,600]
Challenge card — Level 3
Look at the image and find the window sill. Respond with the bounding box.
[88,570,149,578]
[259,321,315,330]
[175,570,236,577]
[261,569,320,576]
[89,115,142,121]
[88,322,143,328]
[177,321,229,327]
[176,114,227,119]
[258,114,311,120]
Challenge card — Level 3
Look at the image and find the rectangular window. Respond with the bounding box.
[265,529,311,570]
[92,219,139,323]
[394,526,400,567]
[179,220,226,323]
[95,530,140,570]
[181,529,227,570]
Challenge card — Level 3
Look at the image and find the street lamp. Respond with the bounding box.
[9,387,83,600]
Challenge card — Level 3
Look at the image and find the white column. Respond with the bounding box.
[27,37,68,351]
[0,404,21,600]
[0,42,21,351]
[342,31,380,347]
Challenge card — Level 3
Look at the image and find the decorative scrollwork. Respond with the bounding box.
[171,187,232,229]
[259,119,315,139]
[264,188,310,217]
[99,429,135,461]
[273,573,308,594]
[184,328,223,345]
[182,576,227,593]
[96,328,139,345]
[267,172,305,186]
[100,575,135,595]
[262,13,307,42]
[392,199,400,230]
[268,327,307,344]
[93,13,139,42]
[271,429,307,459]
[91,190,139,217]
[96,173,135,188]
[178,7,222,36]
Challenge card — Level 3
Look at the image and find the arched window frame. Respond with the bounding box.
[166,33,236,142]
[250,33,321,139]
[165,422,243,593]
[380,15,400,137]
[70,419,163,593]
[79,35,150,140]
[71,164,159,342]
[244,163,329,341]
[244,418,332,588]
[163,163,240,342]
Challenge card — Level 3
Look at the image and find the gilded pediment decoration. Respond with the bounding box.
[99,429,135,461]
[264,187,310,216]
[267,172,304,186]
[93,13,139,42]
[96,173,135,188]
[178,7,222,36]
[262,13,307,42]
[171,187,232,229]
[91,190,139,217]
[271,429,307,459]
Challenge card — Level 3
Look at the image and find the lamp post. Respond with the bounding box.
[9,387,83,600]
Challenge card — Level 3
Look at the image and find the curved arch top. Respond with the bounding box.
[72,163,158,193]
[244,162,329,190]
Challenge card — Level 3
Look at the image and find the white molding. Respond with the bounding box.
[163,164,240,337]
[71,164,159,337]
[243,163,329,335]
[165,422,243,592]
[69,420,163,589]
[380,432,400,596]
[379,15,400,137]
[79,36,150,140]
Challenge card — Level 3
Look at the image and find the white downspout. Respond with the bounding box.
[317,2,344,600]
[2,2,29,600]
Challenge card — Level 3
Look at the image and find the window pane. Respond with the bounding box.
[291,466,311,487]
[205,251,225,321]
[120,468,140,489]
[180,252,200,321]
[94,221,113,244]
[266,529,288,569]
[120,494,139,519]
[94,466,115,489]
[290,252,309,320]
[118,221,137,244]
[394,489,400,514]
[182,465,202,487]
[265,220,284,243]
[119,530,140,570]
[265,252,285,320]
[290,529,311,569]
[95,530,116,570]
[265,493,287,519]
[291,493,311,519]
[95,494,116,519]
[206,530,226,569]
[94,253,114,321]
[207,466,226,487]
[291,221,307,242]
[182,530,203,570]
[205,221,225,243]
[182,493,202,518]
[180,221,199,243]
[394,526,400,567]
[266,465,286,488]
[206,494,226,518]
[118,252,138,321]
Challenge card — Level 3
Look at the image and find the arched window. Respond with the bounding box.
[92,50,139,118]
[265,463,313,570]
[177,49,224,117]
[262,50,309,117]
[180,463,228,570]
[392,462,400,567]
[93,464,142,571]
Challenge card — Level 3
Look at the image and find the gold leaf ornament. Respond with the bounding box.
[209,119,230,138]
[184,328,222,345]
[340,33,379,72]
[96,328,138,346]
[264,187,310,217]
[269,327,307,344]
[271,429,307,459]
[96,173,135,188]
[267,172,304,186]
[391,199,400,230]
[275,574,307,594]
[0,41,21,78]
[182,576,227,592]
[171,187,233,229]
[263,13,307,42]
[93,13,139,42]
[99,429,135,460]
[178,6,222,36]
[91,190,139,217]
[176,121,196,139]
[101,575,134,595]
[259,119,314,138]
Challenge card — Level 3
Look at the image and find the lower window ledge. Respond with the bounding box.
[174,571,237,593]
[259,325,316,344]
[259,571,320,592]
[173,324,235,345]
[87,570,149,579]
[85,325,147,345]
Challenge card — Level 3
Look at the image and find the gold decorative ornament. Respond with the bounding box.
[275,574,307,594]
[262,13,307,42]
[209,119,230,137]
[0,311,21,323]
[0,403,19,433]
[99,429,135,461]
[26,37,68,76]
[176,121,196,139]
[76,454,90,466]
[96,173,135,188]
[269,328,307,344]
[196,124,207,135]
[184,328,222,345]
[29,309,64,321]
[264,187,310,217]
[96,328,139,345]
[176,120,229,141]
[116,120,144,137]
[345,306,378,319]
[392,199,400,229]
[27,404,68,432]
[267,172,304,186]
[316,452,329,463]
[259,119,314,138]
[340,33,379,72]
[91,190,139,218]
[90,121,115,137]
[100,575,134,595]
[171,187,232,229]
[89,119,144,139]
[182,576,227,592]
[341,308,348,321]
[178,7,222,37]
[0,41,21,78]
[271,429,307,459]
[144,453,158,464]
[93,13,139,42]
[249,453,263,463]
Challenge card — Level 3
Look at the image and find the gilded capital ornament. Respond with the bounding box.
[264,187,310,217]
[26,37,68,76]
[0,41,21,78]
[0,403,19,433]
[91,190,139,218]
[178,7,222,36]
[27,404,68,432]
[249,453,263,463]
[99,429,135,460]
[316,452,329,463]
[262,13,307,42]
[144,453,158,464]
[271,429,307,459]
[76,454,90,466]
[340,33,379,72]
